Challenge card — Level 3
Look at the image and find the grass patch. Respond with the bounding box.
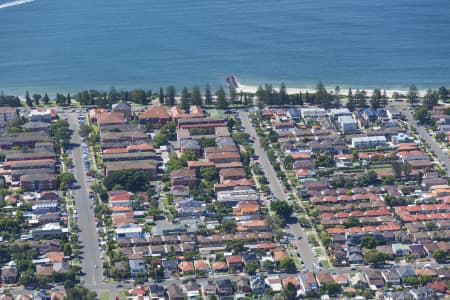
[99,291,110,300]
[118,289,128,300]
[315,247,323,256]
[320,259,330,269]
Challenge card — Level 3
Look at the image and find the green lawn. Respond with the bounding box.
[118,290,128,300]
[320,259,330,269]
[99,291,110,300]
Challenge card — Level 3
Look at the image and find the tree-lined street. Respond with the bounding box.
[239,110,319,271]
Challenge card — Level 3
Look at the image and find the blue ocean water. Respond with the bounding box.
[0,0,449,95]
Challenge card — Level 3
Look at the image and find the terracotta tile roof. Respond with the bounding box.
[187,161,215,168]
[290,152,311,160]
[211,261,228,271]
[226,255,243,264]
[178,261,194,272]
[206,151,241,160]
[128,285,148,296]
[127,143,154,152]
[273,249,289,262]
[45,251,64,263]
[194,260,210,270]
[97,111,126,126]
[256,243,276,249]
[140,106,170,120]
[111,206,132,213]
[282,276,300,288]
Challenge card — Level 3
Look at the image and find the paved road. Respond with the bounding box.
[400,108,450,169]
[239,111,319,271]
[67,113,103,286]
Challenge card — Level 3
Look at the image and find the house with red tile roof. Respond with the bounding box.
[206,151,241,164]
[236,219,268,232]
[226,255,243,270]
[108,190,131,207]
[219,167,246,182]
[214,178,254,192]
[178,261,194,274]
[97,111,127,127]
[139,106,171,128]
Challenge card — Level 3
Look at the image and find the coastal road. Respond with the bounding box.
[239,110,319,271]
[67,113,103,286]
[398,107,450,169]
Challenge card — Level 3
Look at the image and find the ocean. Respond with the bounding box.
[0,0,449,95]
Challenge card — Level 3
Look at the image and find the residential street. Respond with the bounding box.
[399,107,450,168]
[67,113,103,286]
[239,110,319,271]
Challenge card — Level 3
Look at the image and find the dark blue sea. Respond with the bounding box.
[0,0,449,95]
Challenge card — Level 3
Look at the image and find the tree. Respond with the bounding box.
[166,85,176,106]
[392,161,402,179]
[364,249,388,265]
[67,93,71,105]
[244,262,258,274]
[152,133,168,147]
[180,87,190,111]
[279,257,296,271]
[103,169,150,192]
[79,124,92,138]
[58,173,76,190]
[425,221,437,231]
[221,219,236,234]
[181,150,196,161]
[322,282,342,296]
[51,120,73,147]
[355,89,368,108]
[283,156,293,169]
[229,86,237,102]
[32,94,41,105]
[200,166,217,182]
[315,81,330,108]
[65,285,97,300]
[432,249,447,262]
[19,269,36,287]
[360,236,376,249]
[414,106,430,125]
[402,161,412,178]
[370,88,382,109]
[423,88,438,109]
[216,86,228,109]
[438,86,448,100]
[191,85,202,105]
[270,200,293,222]
[262,260,275,272]
[204,84,212,105]
[279,82,288,105]
[25,91,32,107]
[343,216,361,228]
[43,93,50,105]
[199,137,215,148]
[282,282,297,300]
[403,276,419,287]
[158,87,164,104]
[407,84,419,105]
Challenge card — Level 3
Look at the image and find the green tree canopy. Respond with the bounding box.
[279,257,296,272]
[364,249,389,265]
[270,200,293,222]
[103,169,149,192]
